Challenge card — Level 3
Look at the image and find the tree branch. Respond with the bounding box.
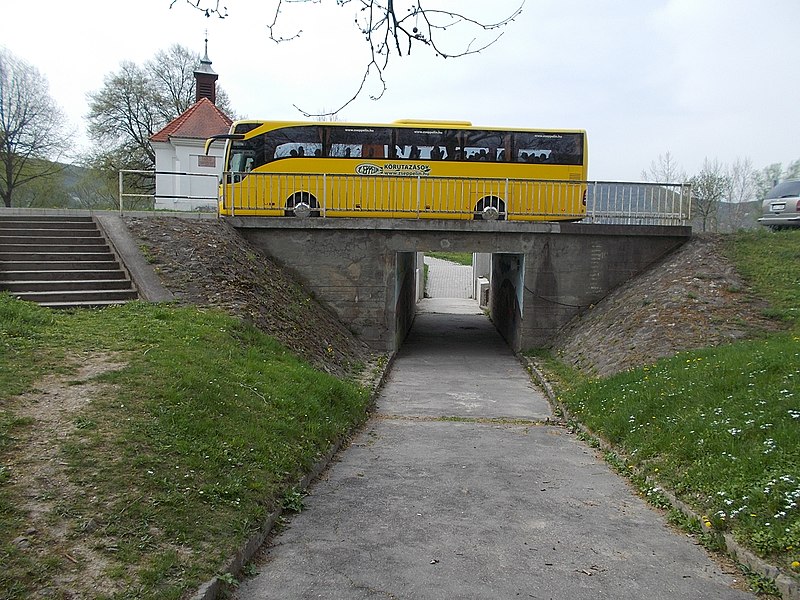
[170,1,524,117]
[169,0,228,18]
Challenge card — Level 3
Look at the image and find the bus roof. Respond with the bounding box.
[227,119,585,135]
[393,119,473,127]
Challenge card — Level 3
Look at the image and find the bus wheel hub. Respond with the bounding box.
[294,202,312,218]
[482,206,500,221]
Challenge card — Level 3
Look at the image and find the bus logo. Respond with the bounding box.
[356,163,382,176]
[356,163,431,177]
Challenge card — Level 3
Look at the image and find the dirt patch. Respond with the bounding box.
[551,234,783,377]
[10,353,127,599]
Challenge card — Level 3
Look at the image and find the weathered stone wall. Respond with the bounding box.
[518,227,693,350]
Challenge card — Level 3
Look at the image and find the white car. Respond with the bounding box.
[759,180,800,230]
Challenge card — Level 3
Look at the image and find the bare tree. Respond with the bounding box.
[148,44,201,122]
[0,47,72,208]
[754,162,784,200]
[721,157,758,230]
[784,158,800,180]
[689,158,728,232]
[641,151,687,183]
[87,61,159,170]
[85,44,235,175]
[147,44,234,123]
[170,0,524,115]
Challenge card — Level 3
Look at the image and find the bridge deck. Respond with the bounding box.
[224,216,693,239]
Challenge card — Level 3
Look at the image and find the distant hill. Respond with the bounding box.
[10,161,117,210]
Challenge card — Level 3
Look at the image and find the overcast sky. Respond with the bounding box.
[2,0,799,181]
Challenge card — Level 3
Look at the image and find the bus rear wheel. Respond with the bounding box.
[285,192,320,217]
[473,197,505,221]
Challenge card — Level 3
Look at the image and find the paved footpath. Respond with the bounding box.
[234,299,754,600]
[424,256,473,299]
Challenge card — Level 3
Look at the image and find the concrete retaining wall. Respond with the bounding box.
[229,217,691,352]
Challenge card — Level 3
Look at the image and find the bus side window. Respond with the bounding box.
[462,130,504,162]
[330,144,361,157]
[397,145,421,160]
[364,144,384,158]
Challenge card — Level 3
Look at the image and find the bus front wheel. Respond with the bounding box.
[474,197,505,221]
[285,192,320,218]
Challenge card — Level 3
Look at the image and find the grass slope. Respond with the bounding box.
[543,229,800,577]
[0,301,369,599]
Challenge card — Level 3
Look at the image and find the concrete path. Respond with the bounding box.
[424,256,473,299]
[234,301,753,600]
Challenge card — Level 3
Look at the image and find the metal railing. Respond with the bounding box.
[117,169,692,225]
[218,171,692,226]
[220,172,588,220]
[584,181,692,226]
[118,170,220,213]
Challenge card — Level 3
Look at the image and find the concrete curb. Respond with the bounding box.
[94,214,176,303]
[189,351,397,600]
[523,356,799,599]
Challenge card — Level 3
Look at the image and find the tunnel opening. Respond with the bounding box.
[393,250,526,353]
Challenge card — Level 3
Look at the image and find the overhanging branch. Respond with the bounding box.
[170,0,525,116]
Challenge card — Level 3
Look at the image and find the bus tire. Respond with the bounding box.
[285,192,320,217]
[473,197,505,221]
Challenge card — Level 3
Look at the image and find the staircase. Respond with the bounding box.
[0,214,138,308]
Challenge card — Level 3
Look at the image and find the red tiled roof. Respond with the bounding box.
[150,97,233,143]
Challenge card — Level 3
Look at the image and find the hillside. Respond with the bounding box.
[551,234,782,377]
[123,216,374,379]
[122,218,781,378]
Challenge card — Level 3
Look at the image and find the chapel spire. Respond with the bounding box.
[194,32,218,104]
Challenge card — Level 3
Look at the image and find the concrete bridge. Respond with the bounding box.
[227,216,692,352]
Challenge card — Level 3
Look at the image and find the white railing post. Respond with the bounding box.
[118,170,124,214]
[416,176,422,218]
[504,178,509,218]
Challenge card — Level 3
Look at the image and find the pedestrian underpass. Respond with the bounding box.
[229,217,691,352]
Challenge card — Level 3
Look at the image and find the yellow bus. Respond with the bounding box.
[205,119,588,221]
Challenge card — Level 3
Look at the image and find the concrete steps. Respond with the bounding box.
[0,215,138,308]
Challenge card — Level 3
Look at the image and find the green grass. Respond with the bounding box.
[724,228,800,324]
[3,228,799,596]
[540,229,800,575]
[0,297,370,599]
[427,251,473,266]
